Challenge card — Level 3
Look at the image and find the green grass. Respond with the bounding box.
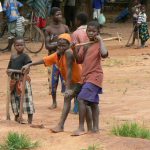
[0,132,39,150]
[81,144,103,150]
[112,122,150,139]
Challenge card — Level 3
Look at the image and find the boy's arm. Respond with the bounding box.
[65,50,74,90]
[96,35,108,58]
[22,60,44,73]
[45,29,57,54]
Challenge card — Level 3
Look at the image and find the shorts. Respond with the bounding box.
[78,82,102,104]
[8,21,16,38]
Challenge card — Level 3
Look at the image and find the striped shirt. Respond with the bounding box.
[137,12,147,24]
[27,0,47,19]
[16,16,25,32]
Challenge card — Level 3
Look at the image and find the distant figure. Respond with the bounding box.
[64,0,76,31]
[2,0,23,52]
[92,0,105,19]
[129,0,141,46]
[137,5,149,48]
[45,7,69,109]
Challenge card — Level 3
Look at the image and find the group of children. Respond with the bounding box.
[131,0,149,48]
[7,7,108,135]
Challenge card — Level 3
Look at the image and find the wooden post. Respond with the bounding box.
[18,72,27,124]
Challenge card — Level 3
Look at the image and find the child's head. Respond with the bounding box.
[51,7,62,22]
[14,37,25,54]
[75,12,88,27]
[86,21,100,41]
[57,33,71,55]
[141,5,146,13]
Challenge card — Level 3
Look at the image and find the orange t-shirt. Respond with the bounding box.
[43,52,82,84]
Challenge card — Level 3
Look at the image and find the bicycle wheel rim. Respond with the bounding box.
[24,25,45,54]
[0,31,9,50]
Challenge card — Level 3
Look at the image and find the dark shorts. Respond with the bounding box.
[78,82,102,104]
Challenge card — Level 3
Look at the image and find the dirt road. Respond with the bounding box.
[0,23,150,150]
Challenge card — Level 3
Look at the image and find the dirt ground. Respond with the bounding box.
[0,22,150,150]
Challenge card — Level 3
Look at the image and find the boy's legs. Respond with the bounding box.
[91,103,99,132]
[72,99,87,135]
[86,105,93,131]
[50,64,59,109]
[28,114,33,124]
[51,95,72,132]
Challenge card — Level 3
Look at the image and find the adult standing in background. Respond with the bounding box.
[64,0,76,31]
[92,0,105,19]
[27,0,47,38]
[1,0,23,52]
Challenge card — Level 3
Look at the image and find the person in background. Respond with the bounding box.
[15,8,28,38]
[27,0,47,40]
[64,0,76,31]
[92,0,105,20]
[129,0,141,46]
[45,7,69,109]
[2,0,23,52]
[137,5,149,48]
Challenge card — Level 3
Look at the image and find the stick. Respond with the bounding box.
[126,25,136,47]
[75,35,122,47]
[18,72,27,124]
[137,28,140,48]
[6,76,11,120]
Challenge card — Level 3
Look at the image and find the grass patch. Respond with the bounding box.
[81,144,103,150]
[112,122,150,139]
[0,132,39,150]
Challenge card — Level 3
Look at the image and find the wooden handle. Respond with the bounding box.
[18,72,27,123]
[6,76,11,120]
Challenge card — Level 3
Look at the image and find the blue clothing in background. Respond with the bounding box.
[3,0,23,22]
[92,0,105,9]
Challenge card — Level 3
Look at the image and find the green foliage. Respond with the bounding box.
[112,122,150,139]
[0,132,39,150]
[81,144,102,150]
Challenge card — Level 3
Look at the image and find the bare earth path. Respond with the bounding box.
[0,23,150,150]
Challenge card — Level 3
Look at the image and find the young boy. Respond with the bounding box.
[73,21,108,136]
[45,7,69,109]
[71,12,89,114]
[7,37,35,124]
[22,33,82,133]
[137,5,149,48]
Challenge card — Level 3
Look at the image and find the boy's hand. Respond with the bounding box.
[6,69,12,76]
[70,42,76,50]
[64,89,74,99]
[95,35,102,41]
[22,64,30,74]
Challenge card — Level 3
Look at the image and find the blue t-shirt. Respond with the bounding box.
[3,0,23,22]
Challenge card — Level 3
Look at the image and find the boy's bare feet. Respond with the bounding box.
[50,126,64,133]
[71,129,86,136]
[48,104,57,109]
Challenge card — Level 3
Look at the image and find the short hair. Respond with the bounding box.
[51,7,61,16]
[76,12,88,25]
[87,20,100,30]
[14,37,24,43]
